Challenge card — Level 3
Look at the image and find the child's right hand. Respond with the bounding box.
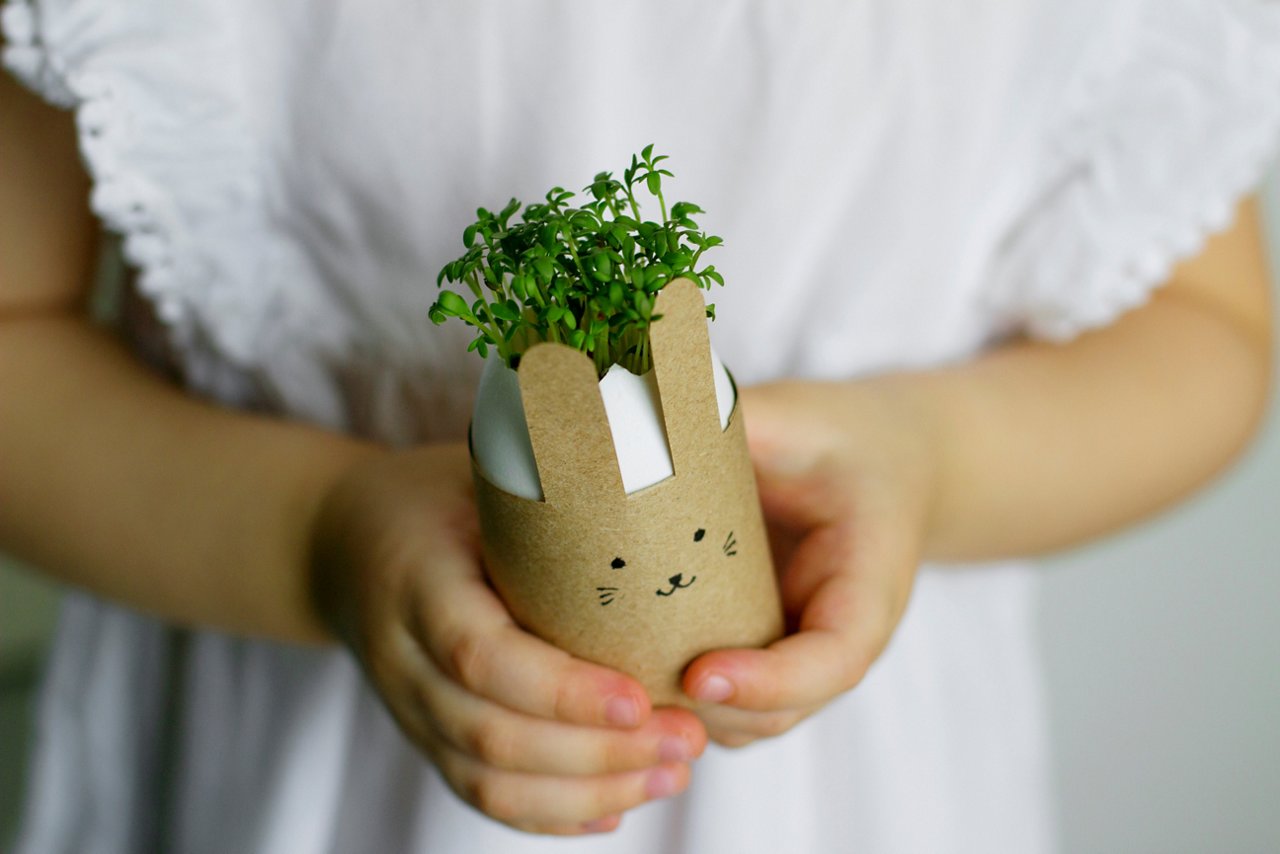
[307,443,705,835]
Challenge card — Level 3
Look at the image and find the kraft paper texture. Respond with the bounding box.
[472,278,784,705]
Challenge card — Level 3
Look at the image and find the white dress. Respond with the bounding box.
[4,1,1279,852]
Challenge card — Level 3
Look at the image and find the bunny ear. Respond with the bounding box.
[649,278,722,476]
[517,343,626,506]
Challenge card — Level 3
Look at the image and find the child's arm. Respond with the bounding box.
[0,68,699,835]
[917,199,1271,560]
[688,198,1273,746]
[0,63,369,643]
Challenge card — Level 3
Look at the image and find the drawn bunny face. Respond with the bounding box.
[597,526,739,608]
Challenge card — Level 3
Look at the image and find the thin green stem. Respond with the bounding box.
[624,185,643,222]
[558,220,593,288]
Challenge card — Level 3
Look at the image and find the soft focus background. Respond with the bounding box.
[1,175,1277,851]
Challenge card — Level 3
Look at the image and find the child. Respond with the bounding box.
[2,1,1277,851]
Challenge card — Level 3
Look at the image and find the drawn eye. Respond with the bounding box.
[611,557,626,570]
[693,528,706,542]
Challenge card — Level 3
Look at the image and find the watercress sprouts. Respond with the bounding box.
[430,145,724,377]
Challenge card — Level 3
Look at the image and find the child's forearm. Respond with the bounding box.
[0,315,377,643]
[908,299,1269,560]
[903,205,1273,561]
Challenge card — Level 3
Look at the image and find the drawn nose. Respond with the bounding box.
[668,573,683,585]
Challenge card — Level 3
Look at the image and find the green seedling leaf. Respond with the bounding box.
[490,301,521,323]
[435,290,471,318]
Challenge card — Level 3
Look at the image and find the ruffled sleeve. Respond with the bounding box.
[1,0,331,388]
[984,0,1280,341]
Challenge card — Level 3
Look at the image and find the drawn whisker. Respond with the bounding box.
[726,550,738,557]
[723,531,738,554]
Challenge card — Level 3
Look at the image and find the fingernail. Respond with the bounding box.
[581,815,620,833]
[646,767,682,799]
[694,674,734,703]
[605,695,640,727]
[658,735,691,762]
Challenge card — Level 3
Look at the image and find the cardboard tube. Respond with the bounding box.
[471,280,784,705]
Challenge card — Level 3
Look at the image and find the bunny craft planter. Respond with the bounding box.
[469,279,784,706]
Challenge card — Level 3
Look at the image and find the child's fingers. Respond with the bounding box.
[684,631,863,712]
[412,551,652,728]
[685,493,915,716]
[699,702,823,747]
[683,574,893,712]
[430,742,691,830]
[417,658,707,775]
[432,619,652,728]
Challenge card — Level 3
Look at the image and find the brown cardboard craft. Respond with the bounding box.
[471,278,784,706]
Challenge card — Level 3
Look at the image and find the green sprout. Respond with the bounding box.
[429,145,725,377]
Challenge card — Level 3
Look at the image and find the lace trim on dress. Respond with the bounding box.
[986,0,1280,341]
[1,0,305,373]
[2,1,72,104]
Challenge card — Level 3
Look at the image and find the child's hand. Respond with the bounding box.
[683,381,938,747]
[309,444,706,835]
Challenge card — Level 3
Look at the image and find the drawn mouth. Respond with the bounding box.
[655,573,696,597]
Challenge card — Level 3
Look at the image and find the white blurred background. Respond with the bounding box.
[1,174,1277,852]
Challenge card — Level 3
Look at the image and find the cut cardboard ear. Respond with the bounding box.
[650,279,724,475]
[516,342,625,507]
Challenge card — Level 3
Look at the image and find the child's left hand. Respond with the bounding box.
[682,379,939,747]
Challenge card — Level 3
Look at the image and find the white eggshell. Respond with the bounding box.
[471,348,736,500]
